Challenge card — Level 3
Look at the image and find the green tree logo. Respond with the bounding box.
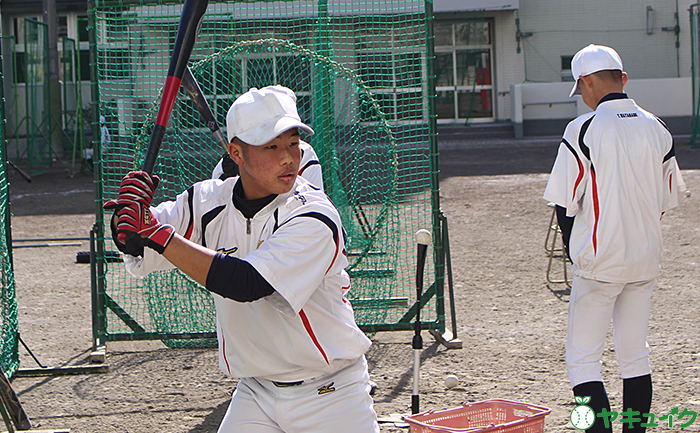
[570,396,596,430]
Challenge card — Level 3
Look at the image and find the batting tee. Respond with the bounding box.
[89,0,458,349]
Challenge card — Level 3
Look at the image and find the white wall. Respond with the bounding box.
[511,77,692,137]
[517,0,694,82]
[491,10,524,121]
[434,0,519,12]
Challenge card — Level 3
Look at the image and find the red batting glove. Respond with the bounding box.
[104,171,159,211]
[104,171,164,256]
[112,201,174,256]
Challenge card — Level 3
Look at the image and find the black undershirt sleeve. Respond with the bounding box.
[205,252,275,302]
[555,205,574,261]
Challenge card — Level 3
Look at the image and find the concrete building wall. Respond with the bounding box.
[511,77,692,137]
[517,0,692,82]
[490,9,525,121]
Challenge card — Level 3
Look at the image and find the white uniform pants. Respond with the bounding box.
[566,276,654,387]
[218,356,379,433]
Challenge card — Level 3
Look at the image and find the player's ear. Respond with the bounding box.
[580,74,594,92]
[229,140,244,166]
[621,71,628,87]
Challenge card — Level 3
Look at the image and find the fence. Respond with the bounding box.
[1,21,88,175]
[0,48,21,377]
[90,0,456,348]
[690,3,700,146]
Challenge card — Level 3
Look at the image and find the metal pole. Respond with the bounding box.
[424,0,446,334]
[88,1,108,346]
[43,0,63,159]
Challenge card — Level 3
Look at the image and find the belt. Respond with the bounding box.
[272,380,304,388]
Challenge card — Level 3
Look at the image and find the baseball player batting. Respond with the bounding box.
[544,44,684,433]
[104,85,379,432]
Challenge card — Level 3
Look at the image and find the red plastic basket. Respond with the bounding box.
[404,399,552,433]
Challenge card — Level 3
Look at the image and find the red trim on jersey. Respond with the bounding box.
[669,173,673,193]
[221,326,232,375]
[572,157,585,201]
[184,221,194,240]
[298,160,320,177]
[299,309,329,364]
[591,169,600,254]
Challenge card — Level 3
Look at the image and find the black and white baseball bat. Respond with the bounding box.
[141,0,209,174]
[0,366,31,430]
[181,66,229,152]
[412,229,431,414]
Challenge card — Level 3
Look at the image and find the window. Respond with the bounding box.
[433,19,494,123]
[561,55,574,82]
[355,23,427,124]
[101,48,130,80]
[58,16,68,39]
[77,16,89,43]
[182,20,316,134]
[14,52,26,84]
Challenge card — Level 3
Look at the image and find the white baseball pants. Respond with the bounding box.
[217,356,379,433]
[566,276,654,388]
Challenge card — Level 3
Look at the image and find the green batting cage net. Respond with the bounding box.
[90,0,453,347]
[691,4,700,147]
[0,52,20,376]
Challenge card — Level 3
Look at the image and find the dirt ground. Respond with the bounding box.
[4,137,700,432]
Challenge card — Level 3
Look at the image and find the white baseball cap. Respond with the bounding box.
[569,44,624,97]
[226,85,314,145]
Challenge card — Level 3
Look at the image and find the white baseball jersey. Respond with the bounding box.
[124,176,371,382]
[544,94,682,283]
[211,140,324,189]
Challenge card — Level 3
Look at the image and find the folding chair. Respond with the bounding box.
[544,203,571,288]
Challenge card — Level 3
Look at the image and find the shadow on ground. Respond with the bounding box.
[7,136,700,215]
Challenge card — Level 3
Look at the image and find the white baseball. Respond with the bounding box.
[415,229,432,246]
[444,375,459,389]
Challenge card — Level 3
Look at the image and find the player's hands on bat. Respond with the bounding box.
[104,171,159,209]
[104,170,171,256]
[109,201,174,257]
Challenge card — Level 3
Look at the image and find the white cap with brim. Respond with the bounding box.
[569,44,624,97]
[226,85,314,146]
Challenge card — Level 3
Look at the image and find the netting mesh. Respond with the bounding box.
[690,4,700,147]
[92,0,442,345]
[25,19,52,172]
[0,51,20,376]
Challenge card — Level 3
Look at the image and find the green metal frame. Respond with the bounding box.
[88,0,458,348]
[0,37,21,377]
[690,3,700,147]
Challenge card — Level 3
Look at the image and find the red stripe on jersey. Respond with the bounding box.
[184,221,194,240]
[299,309,329,364]
[572,157,585,201]
[221,326,232,375]
[669,173,673,193]
[591,168,600,254]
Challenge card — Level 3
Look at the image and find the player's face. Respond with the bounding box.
[233,128,301,200]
